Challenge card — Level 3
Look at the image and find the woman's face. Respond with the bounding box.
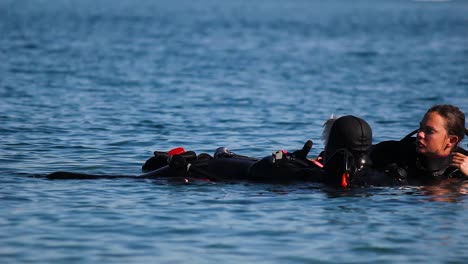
[416,112,457,157]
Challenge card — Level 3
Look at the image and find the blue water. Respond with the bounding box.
[1,0,468,263]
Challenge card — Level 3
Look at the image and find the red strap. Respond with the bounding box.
[341,172,349,188]
[184,178,212,183]
[310,159,324,168]
[168,147,185,156]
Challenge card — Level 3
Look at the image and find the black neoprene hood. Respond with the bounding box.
[325,115,373,158]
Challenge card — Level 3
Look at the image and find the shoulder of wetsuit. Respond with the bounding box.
[228,154,259,162]
[368,139,416,169]
[197,153,213,161]
[454,146,468,156]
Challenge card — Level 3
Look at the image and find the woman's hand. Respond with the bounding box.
[451,152,468,176]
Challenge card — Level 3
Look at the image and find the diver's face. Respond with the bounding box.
[416,112,456,157]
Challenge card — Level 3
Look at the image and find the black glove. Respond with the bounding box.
[292,140,313,160]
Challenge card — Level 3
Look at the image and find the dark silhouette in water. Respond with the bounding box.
[45,116,391,188]
[46,112,468,188]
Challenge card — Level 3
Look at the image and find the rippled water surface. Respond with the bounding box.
[1,0,468,263]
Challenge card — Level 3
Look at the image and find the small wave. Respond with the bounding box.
[411,0,452,2]
[347,51,379,58]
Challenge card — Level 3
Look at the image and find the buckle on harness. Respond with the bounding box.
[272,150,288,163]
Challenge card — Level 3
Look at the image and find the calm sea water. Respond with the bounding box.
[1,0,468,263]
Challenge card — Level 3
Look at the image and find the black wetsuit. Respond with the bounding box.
[369,136,468,185]
[139,115,379,187]
[54,116,453,188]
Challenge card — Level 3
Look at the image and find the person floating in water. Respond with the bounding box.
[200,115,374,186]
[370,104,468,184]
[46,105,468,188]
[139,114,377,187]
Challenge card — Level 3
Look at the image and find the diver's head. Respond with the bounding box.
[417,104,466,156]
[323,115,372,163]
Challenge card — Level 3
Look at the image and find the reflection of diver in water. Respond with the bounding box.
[420,179,468,203]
